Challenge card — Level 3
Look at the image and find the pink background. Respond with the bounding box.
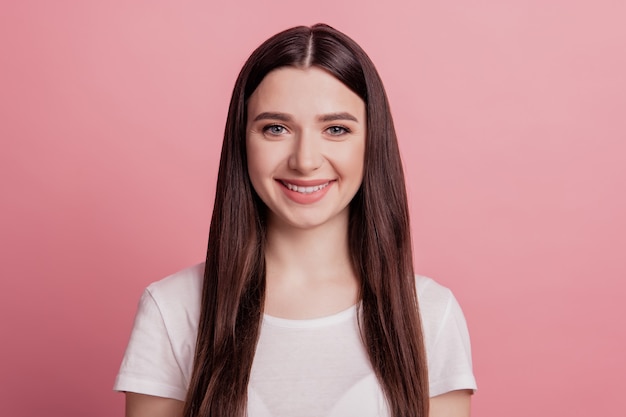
[1,1,625,416]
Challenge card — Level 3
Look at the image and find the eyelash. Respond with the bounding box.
[261,124,352,136]
[326,125,351,136]
[262,124,287,135]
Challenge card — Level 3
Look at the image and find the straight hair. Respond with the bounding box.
[183,23,429,417]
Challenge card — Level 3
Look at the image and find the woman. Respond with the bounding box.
[114,24,477,417]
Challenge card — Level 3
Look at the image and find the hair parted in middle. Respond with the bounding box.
[183,23,429,417]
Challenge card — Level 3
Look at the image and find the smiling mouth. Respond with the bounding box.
[280,180,331,194]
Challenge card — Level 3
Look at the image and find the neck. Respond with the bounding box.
[262,211,360,318]
[264,212,354,284]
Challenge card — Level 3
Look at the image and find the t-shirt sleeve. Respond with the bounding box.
[113,289,188,401]
[426,287,477,397]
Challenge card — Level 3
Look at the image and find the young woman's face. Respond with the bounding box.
[246,66,366,230]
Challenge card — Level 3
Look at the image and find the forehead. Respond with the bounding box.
[247,67,365,119]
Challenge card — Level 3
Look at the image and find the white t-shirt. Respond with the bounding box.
[114,263,477,416]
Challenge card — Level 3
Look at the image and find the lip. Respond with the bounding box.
[277,178,334,187]
[276,179,335,204]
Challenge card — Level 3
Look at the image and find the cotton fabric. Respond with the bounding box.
[114,263,477,415]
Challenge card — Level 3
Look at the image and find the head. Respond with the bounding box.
[216,23,406,233]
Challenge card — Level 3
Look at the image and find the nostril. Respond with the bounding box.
[288,151,324,173]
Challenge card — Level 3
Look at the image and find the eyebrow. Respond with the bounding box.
[252,111,359,123]
[318,112,359,123]
[253,112,292,122]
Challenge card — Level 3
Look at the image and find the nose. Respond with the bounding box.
[288,130,323,174]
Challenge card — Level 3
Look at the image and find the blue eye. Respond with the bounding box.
[326,126,350,136]
[263,124,287,135]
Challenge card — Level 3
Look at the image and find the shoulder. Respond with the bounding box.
[143,263,204,339]
[114,263,205,398]
[414,275,477,396]
[415,275,456,338]
[415,274,453,301]
[414,274,470,359]
[145,262,204,307]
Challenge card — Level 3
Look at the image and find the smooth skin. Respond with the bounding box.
[124,67,472,416]
[246,66,366,234]
[125,393,182,417]
[246,67,366,319]
[125,390,471,417]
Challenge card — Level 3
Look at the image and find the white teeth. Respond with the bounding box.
[283,181,330,194]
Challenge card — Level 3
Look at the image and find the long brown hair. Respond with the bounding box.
[183,24,429,417]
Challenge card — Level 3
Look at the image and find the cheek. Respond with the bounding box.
[335,143,366,181]
[246,141,280,189]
